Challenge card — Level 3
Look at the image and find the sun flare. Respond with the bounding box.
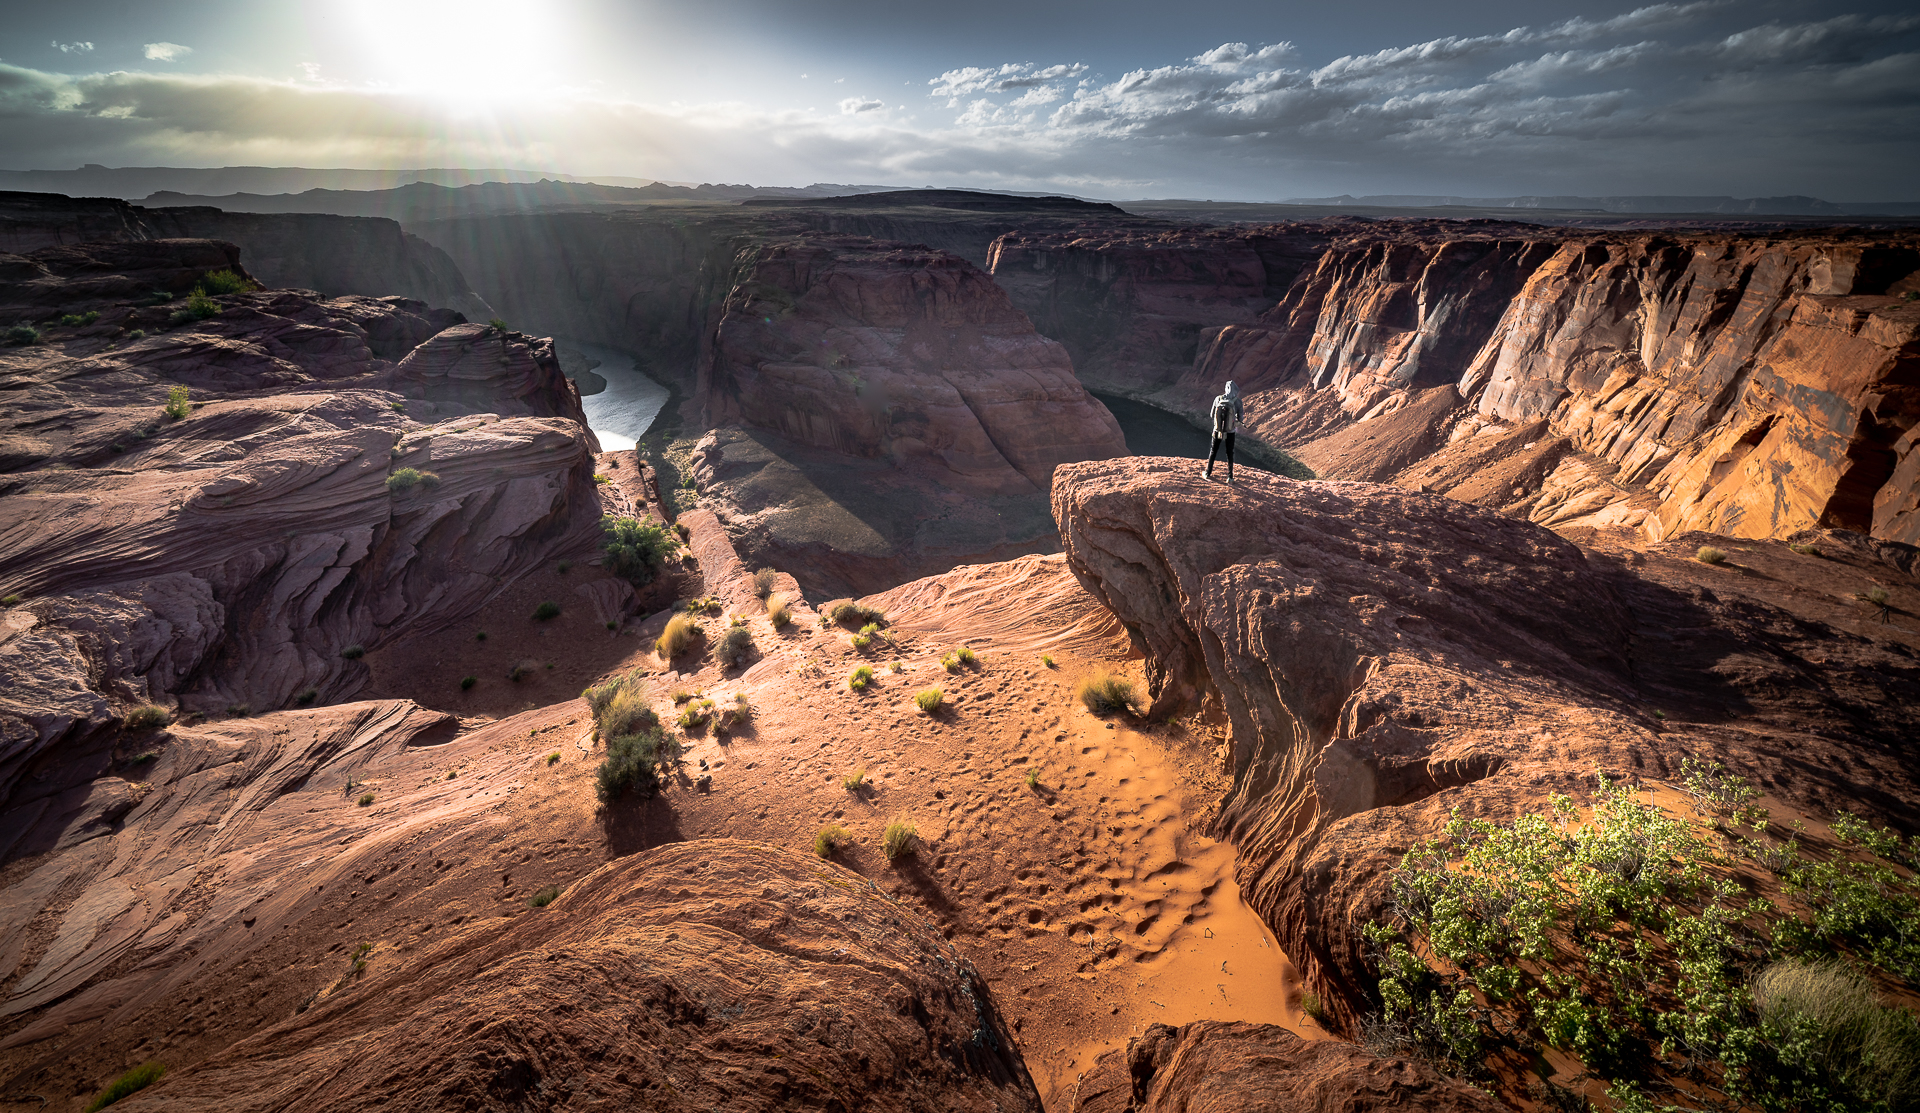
[337,0,571,106]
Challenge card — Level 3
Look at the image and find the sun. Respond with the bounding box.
[336,0,572,106]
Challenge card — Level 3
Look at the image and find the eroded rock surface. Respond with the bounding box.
[1074,1021,1504,1113]
[120,839,1039,1113]
[1053,457,1920,1032]
[0,239,601,811]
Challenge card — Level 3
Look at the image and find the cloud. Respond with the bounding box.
[143,43,192,62]
[53,42,94,54]
[3,5,1917,203]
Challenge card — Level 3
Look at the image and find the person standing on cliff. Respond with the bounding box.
[1205,381,1244,483]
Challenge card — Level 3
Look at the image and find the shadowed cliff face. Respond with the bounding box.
[1052,457,1920,1034]
[0,240,601,815]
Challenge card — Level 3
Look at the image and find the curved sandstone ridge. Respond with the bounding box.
[997,222,1920,546]
[1074,1021,1503,1113]
[701,236,1124,494]
[1053,457,1920,1031]
[123,839,1039,1113]
[0,240,601,807]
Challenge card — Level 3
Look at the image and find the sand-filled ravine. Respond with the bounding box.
[340,465,1318,1107]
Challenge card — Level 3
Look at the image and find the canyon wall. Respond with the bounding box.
[0,191,492,318]
[0,240,601,816]
[1000,221,1920,547]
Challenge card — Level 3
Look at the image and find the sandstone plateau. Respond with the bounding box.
[2,193,1918,1113]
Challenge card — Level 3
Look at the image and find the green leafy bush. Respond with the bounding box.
[460,675,476,690]
[163,384,190,420]
[848,664,874,691]
[843,767,867,791]
[533,601,561,621]
[5,324,39,346]
[386,467,441,493]
[829,601,885,628]
[915,688,943,713]
[601,516,677,586]
[596,729,665,802]
[294,687,318,706]
[60,310,101,327]
[340,644,365,660]
[528,884,562,908]
[488,317,510,331]
[0,593,20,606]
[84,1061,166,1111]
[718,624,754,667]
[196,269,255,295]
[1365,771,1920,1110]
[185,291,220,320]
[357,793,374,807]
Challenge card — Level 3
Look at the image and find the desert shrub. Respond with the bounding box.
[84,1061,166,1112]
[507,662,532,682]
[1025,766,1041,789]
[1040,654,1056,668]
[656,613,699,659]
[843,768,867,791]
[1679,754,1767,829]
[883,820,918,862]
[61,310,101,327]
[185,291,220,320]
[956,646,976,666]
[849,664,874,691]
[716,692,753,731]
[752,567,778,597]
[915,688,943,713]
[718,625,754,667]
[546,752,561,765]
[1365,769,1920,1110]
[6,324,39,346]
[528,884,562,907]
[669,688,696,705]
[829,601,885,628]
[295,687,319,705]
[475,630,488,641]
[124,705,170,730]
[852,632,872,649]
[1752,959,1920,1111]
[0,594,20,606]
[1865,586,1892,607]
[589,685,659,742]
[1696,545,1728,564]
[460,675,476,690]
[533,600,561,621]
[684,595,722,614]
[197,269,254,295]
[226,703,250,717]
[126,328,146,341]
[1077,669,1139,715]
[813,823,850,859]
[341,644,365,660]
[1790,543,1820,556]
[386,467,441,493]
[941,652,960,672]
[556,559,572,574]
[674,522,690,541]
[596,728,665,802]
[601,516,677,586]
[161,384,191,420]
[766,592,793,628]
[357,793,374,807]
[677,699,715,729]
[592,473,610,484]
[488,317,510,331]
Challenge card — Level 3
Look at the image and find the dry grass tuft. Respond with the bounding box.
[813,823,850,859]
[1077,668,1140,716]
[882,820,917,863]
[656,613,699,659]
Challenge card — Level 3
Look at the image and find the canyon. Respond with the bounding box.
[0,188,1917,1112]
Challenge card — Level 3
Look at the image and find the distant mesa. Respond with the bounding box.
[739,188,1125,213]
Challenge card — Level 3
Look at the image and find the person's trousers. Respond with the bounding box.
[1206,431,1235,477]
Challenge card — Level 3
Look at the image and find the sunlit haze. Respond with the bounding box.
[1,0,1915,198]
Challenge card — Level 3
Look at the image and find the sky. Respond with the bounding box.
[1,0,1916,200]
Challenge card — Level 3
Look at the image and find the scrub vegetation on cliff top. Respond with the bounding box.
[586,671,669,802]
[1363,761,1920,1112]
[601,516,677,586]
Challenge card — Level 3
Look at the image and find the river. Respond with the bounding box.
[555,339,671,451]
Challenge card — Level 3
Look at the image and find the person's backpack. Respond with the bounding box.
[1211,395,1233,434]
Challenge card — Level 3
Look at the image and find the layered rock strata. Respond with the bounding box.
[1053,457,1920,1034]
[0,240,601,813]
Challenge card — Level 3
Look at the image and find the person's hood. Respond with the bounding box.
[1223,381,1241,400]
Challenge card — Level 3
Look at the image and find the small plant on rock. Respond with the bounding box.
[0,593,20,606]
[718,624,754,667]
[882,820,918,863]
[1077,668,1139,715]
[528,885,562,908]
[163,385,190,420]
[843,768,868,791]
[341,644,365,660]
[5,324,40,346]
[546,752,561,765]
[84,1061,166,1112]
[197,269,255,295]
[124,705,171,730]
[295,687,319,706]
[848,664,874,691]
[1025,766,1041,790]
[601,516,677,586]
[1790,542,1820,556]
[829,601,885,628]
[813,823,850,859]
[656,613,699,659]
[460,675,477,690]
[1040,654,1056,668]
[488,317,510,331]
[1696,545,1727,564]
[597,727,665,802]
[915,688,943,713]
[533,601,561,621]
[357,793,374,807]
[386,467,441,493]
[766,592,793,628]
[752,567,778,598]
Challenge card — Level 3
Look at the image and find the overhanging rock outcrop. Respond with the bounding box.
[1052,456,1920,1032]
